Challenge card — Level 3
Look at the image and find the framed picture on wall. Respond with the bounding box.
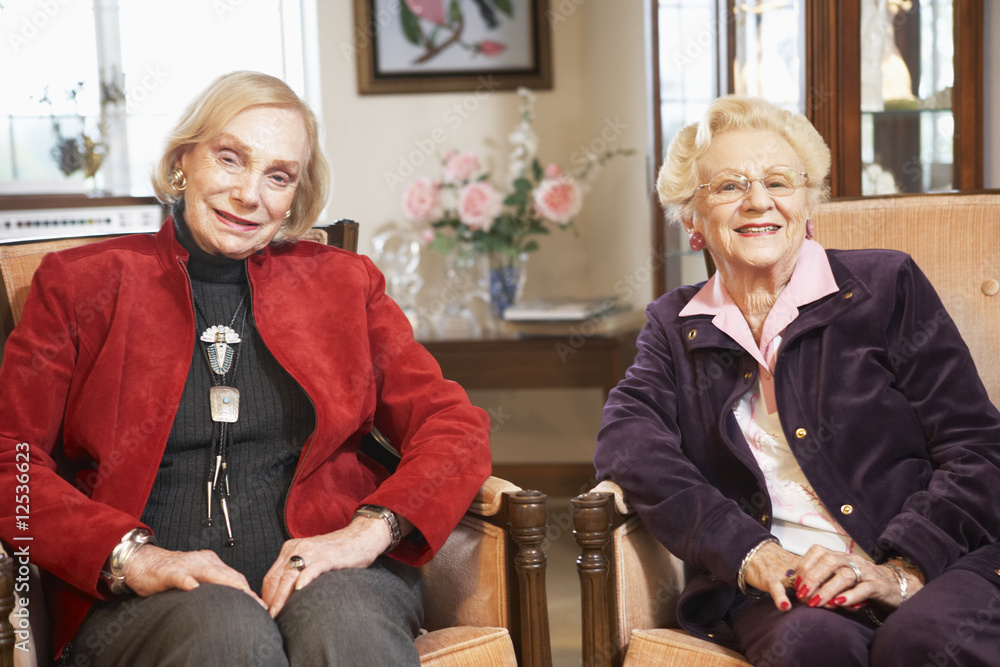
[353,0,553,94]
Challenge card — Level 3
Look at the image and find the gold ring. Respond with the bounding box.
[289,555,306,571]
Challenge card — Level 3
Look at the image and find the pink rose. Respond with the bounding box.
[478,40,506,57]
[402,178,443,224]
[421,229,436,243]
[442,151,482,183]
[543,163,563,178]
[457,181,503,229]
[533,176,582,224]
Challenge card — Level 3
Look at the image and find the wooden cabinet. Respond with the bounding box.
[728,0,983,198]
[647,0,984,296]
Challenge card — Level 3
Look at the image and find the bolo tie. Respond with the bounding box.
[193,289,249,547]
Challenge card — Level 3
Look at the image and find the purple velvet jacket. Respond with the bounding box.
[595,248,1000,648]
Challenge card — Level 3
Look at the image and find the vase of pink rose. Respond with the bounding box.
[401,87,630,322]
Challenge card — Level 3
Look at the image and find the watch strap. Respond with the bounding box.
[355,504,402,553]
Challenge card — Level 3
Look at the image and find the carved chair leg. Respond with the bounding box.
[509,490,553,667]
[573,492,617,667]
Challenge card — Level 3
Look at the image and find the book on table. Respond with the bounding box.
[500,297,645,337]
[501,297,621,322]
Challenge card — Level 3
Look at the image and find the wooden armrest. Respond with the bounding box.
[590,480,634,516]
[421,485,551,667]
[508,490,552,667]
[469,475,522,517]
[573,486,690,667]
[573,491,619,667]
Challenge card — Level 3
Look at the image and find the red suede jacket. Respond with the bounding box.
[0,220,492,656]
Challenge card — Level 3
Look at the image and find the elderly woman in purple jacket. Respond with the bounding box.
[594,96,1000,666]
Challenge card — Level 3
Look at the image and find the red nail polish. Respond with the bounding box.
[832,596,846,606]
[808,595,822,607]
[797,585,809,599]
[795,575,801,589]
[850,603,864,610]
[780,601,790,611]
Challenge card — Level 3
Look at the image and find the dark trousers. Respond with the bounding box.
[64,558,423,667]
[733,568,1000,667]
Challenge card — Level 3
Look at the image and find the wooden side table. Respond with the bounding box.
[419,327,642,496]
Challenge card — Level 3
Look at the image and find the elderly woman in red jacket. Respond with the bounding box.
[594,95,1000,666]
[0,71,491,665]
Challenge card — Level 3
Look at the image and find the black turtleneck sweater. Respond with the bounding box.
[140,209,315,592]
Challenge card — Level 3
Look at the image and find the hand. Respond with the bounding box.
[260,514,391,617]
[742,540,801,611]
[790,546,925,611]
[125,545,265,608]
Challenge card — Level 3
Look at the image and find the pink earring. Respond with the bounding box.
[689,231,706,252]
[805,219,814,240]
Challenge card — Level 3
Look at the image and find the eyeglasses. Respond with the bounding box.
[695,167,809,203]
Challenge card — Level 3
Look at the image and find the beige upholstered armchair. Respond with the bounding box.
[572,192,1000,667]
[0,220,553,667]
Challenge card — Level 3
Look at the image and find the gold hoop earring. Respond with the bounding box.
[283,210,292,221]
[169,167,187,192]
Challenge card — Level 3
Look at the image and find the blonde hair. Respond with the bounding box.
[656,96,831,223]
[152,71,330,239]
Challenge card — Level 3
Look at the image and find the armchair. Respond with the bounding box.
[573,192,1000,667]
[0,219,552,667]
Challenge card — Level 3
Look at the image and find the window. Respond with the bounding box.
[651,0,806,293]
[652,0,728,293]
[1,0,318,196]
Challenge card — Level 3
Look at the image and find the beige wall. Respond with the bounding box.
[314,2,999,469]
[316,2,651,467]
[317,1,651,307]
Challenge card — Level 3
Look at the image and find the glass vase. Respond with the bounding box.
[488,252,527,321]
[434,240,484,338]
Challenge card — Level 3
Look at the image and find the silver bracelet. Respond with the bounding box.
[864,562,909,626]
[737,538,778,598]
[885,562,908,604]
[100,528,156,595]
